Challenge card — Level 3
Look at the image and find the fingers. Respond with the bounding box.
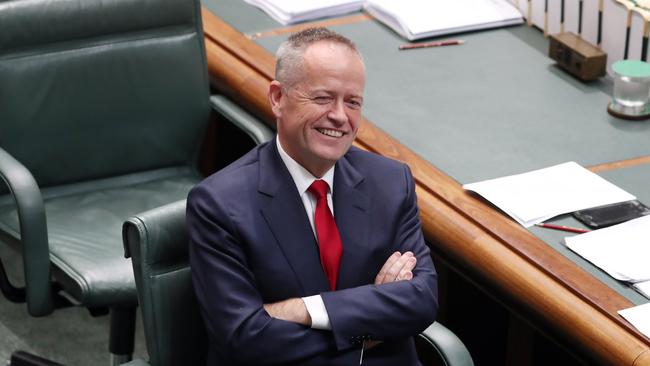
[374,251,417,284]
[397,254,416,281]
[398,267,413,281]
[374,252,400,284]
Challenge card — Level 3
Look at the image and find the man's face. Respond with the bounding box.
[269,41,365,177]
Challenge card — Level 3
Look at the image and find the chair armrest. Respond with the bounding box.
[210,95,275,145]
[0,147,53,316]
[120,358,150,366]
[418,322,474,366]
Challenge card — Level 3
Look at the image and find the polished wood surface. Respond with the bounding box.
[200,8,650,365]
[589,155,650,173]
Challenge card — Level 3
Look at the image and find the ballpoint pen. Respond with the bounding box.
[535,223,590,234]
[398,39,465,50]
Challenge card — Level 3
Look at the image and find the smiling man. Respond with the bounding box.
[187,27,438,365]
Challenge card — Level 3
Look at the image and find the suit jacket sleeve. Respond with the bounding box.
[188,184,340,365]
[321,164,438,350]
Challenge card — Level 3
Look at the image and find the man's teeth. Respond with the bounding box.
[317,128,343,137]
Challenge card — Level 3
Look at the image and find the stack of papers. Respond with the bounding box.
[565,215,650,299]
[364,0,523,41]
[243,0,364,25]
[462,162,636,227]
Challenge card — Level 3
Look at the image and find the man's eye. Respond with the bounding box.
[346,100,363,109]
[313,96,332,104]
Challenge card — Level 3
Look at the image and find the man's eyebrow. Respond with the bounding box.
[303,88,364,100]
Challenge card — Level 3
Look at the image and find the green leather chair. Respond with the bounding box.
[122,200,474,366]
[0,0,272,363]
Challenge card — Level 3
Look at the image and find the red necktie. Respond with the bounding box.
[308,179,343,291]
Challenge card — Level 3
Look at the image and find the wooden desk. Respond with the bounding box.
[199,3,650,365]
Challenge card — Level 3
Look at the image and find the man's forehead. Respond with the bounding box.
[302,48,365,79]
[283,40,365,93]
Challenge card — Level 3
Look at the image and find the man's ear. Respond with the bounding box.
[268,81,283,119]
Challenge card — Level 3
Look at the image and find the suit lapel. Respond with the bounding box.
[333,153,370,290]
[258,141,330,294]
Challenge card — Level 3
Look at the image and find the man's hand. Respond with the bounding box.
[264,298,312,326]
[264,251,415,327]
[361,252,416,351]
[374,251,417,285]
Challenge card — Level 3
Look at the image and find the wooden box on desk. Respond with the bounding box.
[549,32,607,81]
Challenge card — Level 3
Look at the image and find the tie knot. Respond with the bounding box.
[308,179,329,199]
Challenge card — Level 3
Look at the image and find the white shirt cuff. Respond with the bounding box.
[302,295,332,330]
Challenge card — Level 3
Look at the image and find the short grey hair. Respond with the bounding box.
[275,27,362,87]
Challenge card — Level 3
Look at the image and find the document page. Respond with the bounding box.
[635,281,650,299]
[618,302,650,339]
[564,215,650,283]
[463,162,636,227]
[365,0,523,40]
[244,0,363,25]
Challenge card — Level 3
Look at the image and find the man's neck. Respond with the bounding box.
[276,137,335,194]
[276,137,334,179]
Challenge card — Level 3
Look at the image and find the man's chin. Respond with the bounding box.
[314,146,351,163]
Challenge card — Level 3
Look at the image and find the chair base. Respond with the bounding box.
[111,353,132,366]
[109,306,136,361]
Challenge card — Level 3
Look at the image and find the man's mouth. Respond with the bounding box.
[316,128,343,138]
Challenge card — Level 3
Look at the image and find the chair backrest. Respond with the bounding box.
[0,0,210,189]
[123,200,207,366]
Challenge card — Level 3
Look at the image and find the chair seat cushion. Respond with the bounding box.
[0,167,201,307]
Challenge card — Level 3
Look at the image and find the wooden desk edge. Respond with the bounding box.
[200,8,650,365]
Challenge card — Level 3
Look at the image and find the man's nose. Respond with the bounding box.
[327,99,347,124]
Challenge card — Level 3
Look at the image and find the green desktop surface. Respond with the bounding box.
[203,0,650,305]
[201,0,280,32]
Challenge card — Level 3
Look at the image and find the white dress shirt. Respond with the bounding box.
[276,137,333,330]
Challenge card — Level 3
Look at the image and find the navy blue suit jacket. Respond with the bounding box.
[187,139,438,365]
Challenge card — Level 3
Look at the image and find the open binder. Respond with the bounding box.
[365,0,524,41]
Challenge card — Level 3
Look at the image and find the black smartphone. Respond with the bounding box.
[573,200,650,229]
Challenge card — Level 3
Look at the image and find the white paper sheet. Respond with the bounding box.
[618,302,650,339]
[565,215,650,283]
[243,0,363,25]
[463,161,636,227]
[635,281,650,299]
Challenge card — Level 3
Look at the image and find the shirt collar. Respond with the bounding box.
[276,136,335,195]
